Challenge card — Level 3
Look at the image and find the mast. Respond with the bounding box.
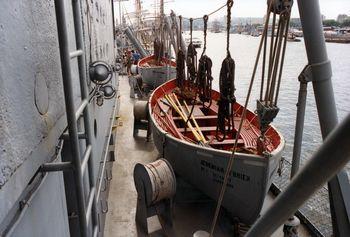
[297,0,350,235]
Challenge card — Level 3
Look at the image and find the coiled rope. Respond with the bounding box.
[216,0,236,141]
[196,15,213,107]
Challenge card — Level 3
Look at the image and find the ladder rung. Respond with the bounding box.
[75,99,88,120]
[81,144,92,175]
[41,162,73,172]
[70,49,84,59]
[85,187,96,224]
[60,132,86,140]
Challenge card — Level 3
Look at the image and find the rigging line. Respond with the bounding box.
[267,16,283,105]
[268,19,285,104]
[201,15,209,57]
[209,2,273,236]
[226,0,234,57]
[123,4,133,29]
[274,15,290,106]
[182,2,228,20]
[265,11,276,102]
[260,24,269,100]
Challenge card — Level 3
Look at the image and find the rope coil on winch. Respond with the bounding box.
[216,0,235,141]
[196,15,213,107]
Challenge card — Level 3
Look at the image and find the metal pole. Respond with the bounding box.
[246,114,350,237]
[124,27,149,57]
[297,0,350,235]
[54,0,88,236]
[72,0,98,233]
[290,79,308,178]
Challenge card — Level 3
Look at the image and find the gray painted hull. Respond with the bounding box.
[139,65,177,88]
[138,55,177,88]
[0,0,118,236]
[149,104,284,225]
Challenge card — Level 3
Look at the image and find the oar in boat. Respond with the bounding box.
[182,100,207,143]
[171,93,207,143]
[164,94,203,143]
[155,100,183,139]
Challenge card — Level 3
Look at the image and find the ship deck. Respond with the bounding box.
[104,75,311,237]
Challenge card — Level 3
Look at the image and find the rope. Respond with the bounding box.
[215,0,235,142]
[185,17,198,127]
[176,49,186,89]
[274,16,290,105]
[201,15,208,57]
[226,0,233,57]
[209,2,273,235]
[182,2,228,20]
[187,18,197,83]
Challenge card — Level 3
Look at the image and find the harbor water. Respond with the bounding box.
[188,31,350,174]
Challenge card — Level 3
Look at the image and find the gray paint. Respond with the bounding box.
[0,0,118,235]
[0,0,65,187]
[10,166,70,237]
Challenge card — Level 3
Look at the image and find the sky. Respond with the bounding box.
[115,0,350,21]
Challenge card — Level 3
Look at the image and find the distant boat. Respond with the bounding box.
[149,79,285,224]
[291,29,303,37]
[185,37,202,48]
[211,20,223,33]
[287,32,301,42]
[138,55,176,88]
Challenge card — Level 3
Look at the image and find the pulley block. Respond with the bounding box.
[256,100,280,135]
[268,0,293,15]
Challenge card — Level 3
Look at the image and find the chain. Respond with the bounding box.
[201,15,208,57]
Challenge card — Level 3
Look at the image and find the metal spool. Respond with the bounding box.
[131,65,138,75]
[134,159,176,206]
[133,101,149,121]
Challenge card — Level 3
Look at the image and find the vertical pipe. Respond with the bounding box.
[297,0,350,235]
[54,0,88,236]
[72,0,98,233]
[290,81,307,178]
[111,0,116,41]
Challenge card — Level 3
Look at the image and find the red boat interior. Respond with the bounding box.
[138,55,177,68]
[150,80,282,155]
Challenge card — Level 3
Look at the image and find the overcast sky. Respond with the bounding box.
[116,0,350,20]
